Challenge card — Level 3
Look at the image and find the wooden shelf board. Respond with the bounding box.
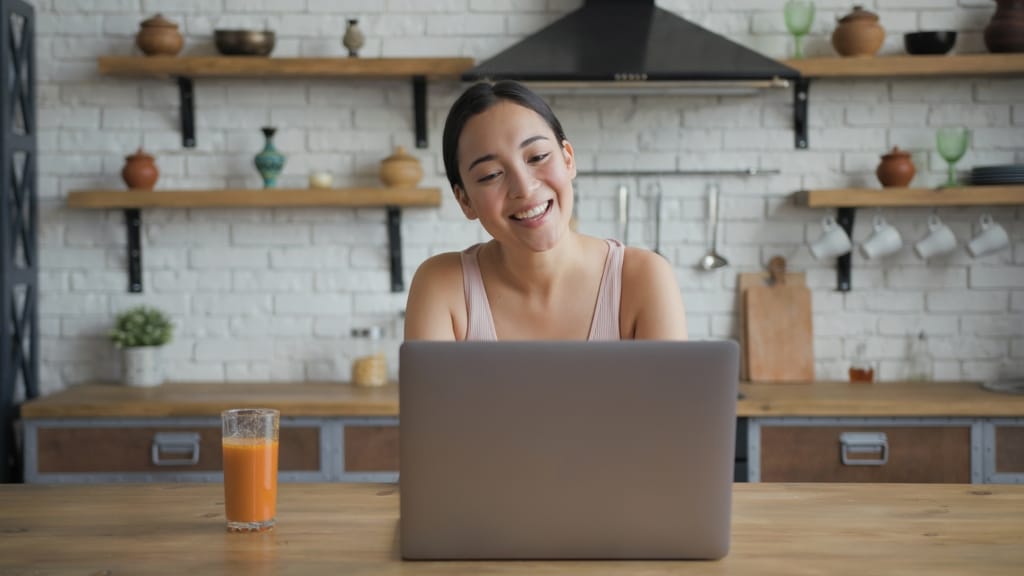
[783,54,1024,78]
[98,56,474,79]
[795,186,1024,208]
[66,188,443,209]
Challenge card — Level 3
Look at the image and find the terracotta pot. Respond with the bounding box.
[136,14,183,57]
[985,0,1024,53]
[876,146,915,188]
[379,146,423,188]
[832,5,885,57]
[122,148,159,190]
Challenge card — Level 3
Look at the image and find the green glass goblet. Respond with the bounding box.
[936,127,969,188]
[784,0,815,59]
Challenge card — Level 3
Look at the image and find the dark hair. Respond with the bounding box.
[442,81,567,190]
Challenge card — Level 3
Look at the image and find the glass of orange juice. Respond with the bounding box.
[221,408,279,532]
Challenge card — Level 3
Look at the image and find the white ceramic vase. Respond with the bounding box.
[123,346,163,387]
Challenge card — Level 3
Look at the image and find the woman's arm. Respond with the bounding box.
[404,253,463,341]
[621,248,688,340]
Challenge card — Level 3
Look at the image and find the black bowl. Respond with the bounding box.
[904,31,957,55]
[214,29,276,56]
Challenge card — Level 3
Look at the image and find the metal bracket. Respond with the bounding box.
[125,209,143,293]
[794,78,809,149]
[177,76,195,148]
[412,75,427,149]
[836,207,855,292]
[387,207,403,292]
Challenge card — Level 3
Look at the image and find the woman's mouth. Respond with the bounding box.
[510,200,552,222]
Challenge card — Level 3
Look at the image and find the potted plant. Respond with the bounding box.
[109,305,174,387]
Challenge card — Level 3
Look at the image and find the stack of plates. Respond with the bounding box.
[968,164,1024,185]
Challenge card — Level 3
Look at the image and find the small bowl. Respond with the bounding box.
[214,29,275,56]
[904,31,957,55]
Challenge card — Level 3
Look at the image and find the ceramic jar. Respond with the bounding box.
[379,146,423,188]
[136,14,184,57]
[832,6,885,57]
[342,19,365,57]
[876,146,916,188]
[985,0,1024,53]
[122,148,159,190]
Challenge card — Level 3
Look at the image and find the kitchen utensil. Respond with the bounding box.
[966,213,1010,258]
[618,184,630,245]
[904,31,957,55]
[936,126,969,187]
[214,29,276,56]
[743,256,814,382]
[860,213,903,260]
[784,0,816,59]
[737,268,806,381]
[699,183,728,270]
[914,214,957,260]
[809,215,852,260]
[652,182,663,256]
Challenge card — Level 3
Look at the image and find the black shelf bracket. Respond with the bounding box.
[794,78,809,149]
[412,75,427,149]
[177,76,195,148]
[835,206,856,292]
[125,209,143,292]
[387,207,404,292]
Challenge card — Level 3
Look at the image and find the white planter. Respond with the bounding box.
[123,346,163,387]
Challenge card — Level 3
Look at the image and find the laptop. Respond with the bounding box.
[399,340,739,561]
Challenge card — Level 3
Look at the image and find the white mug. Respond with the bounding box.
[861,214,903,260]
[809,216,852,260]
[967,214,1010,258]
[914,214,958,260]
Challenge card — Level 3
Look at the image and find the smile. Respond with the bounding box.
[510,200,552,221]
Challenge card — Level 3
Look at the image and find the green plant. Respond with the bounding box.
[109,306,173,348]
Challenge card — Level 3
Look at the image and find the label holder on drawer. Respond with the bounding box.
[840,432,888,466]
[151,432,201,466]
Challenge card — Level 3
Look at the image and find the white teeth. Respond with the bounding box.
[513,201,548,220]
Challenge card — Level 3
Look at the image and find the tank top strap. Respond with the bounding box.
[587,239,623,341]
[460,244,498,341]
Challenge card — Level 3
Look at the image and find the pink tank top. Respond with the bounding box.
[460,239,623,341]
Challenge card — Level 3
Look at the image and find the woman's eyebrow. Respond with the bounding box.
[466,135,550,172]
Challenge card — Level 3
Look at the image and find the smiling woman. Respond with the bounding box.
[404,81,687,342]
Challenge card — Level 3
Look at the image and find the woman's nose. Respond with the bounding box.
[506,164,538,198]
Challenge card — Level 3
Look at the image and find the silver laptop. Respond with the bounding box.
[399,340,739,561]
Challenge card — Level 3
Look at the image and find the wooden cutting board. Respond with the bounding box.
[737,269,805,381]
[742,257,814,383]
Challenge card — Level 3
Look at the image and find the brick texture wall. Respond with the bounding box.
[34,0,1023,393]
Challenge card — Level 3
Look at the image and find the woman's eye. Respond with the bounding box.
[476,172,500,183]
[529,153,550,163]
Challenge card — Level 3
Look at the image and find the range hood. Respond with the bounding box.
[464,0,799,92]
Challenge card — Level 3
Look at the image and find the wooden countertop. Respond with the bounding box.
[0,483,1021,575]
[21,380,1024,419]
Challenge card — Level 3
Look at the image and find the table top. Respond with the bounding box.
[1,483,1022,575]
[20,380,1024,419]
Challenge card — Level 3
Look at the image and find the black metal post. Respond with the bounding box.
[387,207,403,292]
[412,76,427,149]
[836,207,856,292]
[794,78,809,149]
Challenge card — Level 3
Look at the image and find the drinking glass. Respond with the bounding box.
[936,126,969,187]
[222,408,280,532]
[784,0,815,59]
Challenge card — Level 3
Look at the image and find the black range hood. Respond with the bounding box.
[464,0,799,89]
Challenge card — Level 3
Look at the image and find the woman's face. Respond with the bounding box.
[454,101,576,253]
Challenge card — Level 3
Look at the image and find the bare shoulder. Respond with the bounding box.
[404,251,466,341]
[620,246,688,340]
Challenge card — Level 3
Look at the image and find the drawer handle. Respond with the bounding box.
[151,432,201,467]
[840,432,888,466]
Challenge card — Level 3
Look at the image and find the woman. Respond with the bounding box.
[405,81,687,341]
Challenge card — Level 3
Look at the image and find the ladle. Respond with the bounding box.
[699,183,729,270]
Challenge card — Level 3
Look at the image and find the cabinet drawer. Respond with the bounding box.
[344,425,399,473]
[37,425,320,474]
[993,424,1024,475]
[760,425,971,483]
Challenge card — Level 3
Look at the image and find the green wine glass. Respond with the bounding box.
[936,127,969,187]
[784,0,815,59]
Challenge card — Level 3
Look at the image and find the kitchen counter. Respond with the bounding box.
[20,380,1024,418]
[1,483,1021,575]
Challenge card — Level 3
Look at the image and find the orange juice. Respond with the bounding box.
[222,438,279,526]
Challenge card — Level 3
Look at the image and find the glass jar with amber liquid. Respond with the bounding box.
[350,326,387,387]
[848,341,875,384]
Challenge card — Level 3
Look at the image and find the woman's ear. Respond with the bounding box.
[562,140,577,179]
[453,185,478,220]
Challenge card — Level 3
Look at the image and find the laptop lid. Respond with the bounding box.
[399,340,739,560]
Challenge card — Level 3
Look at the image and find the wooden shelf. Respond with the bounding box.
[783,54,1024,78]
[796,186,1024,208]
[66,187,442,209]
[97,56,473,79]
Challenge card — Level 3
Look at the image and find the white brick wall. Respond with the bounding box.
[33,0,1023,389]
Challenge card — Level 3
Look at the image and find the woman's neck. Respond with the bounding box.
[483,233,585,299]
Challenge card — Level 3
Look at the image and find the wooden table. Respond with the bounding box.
[1,483,1021,575]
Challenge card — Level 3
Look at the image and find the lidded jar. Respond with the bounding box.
[876,146,916,188]
[984,0,1024,53]
[122,148,160,190]
[379,146,423,188]
[136,14,184,57]
[832,5,885,57]
[350,326,387,387]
